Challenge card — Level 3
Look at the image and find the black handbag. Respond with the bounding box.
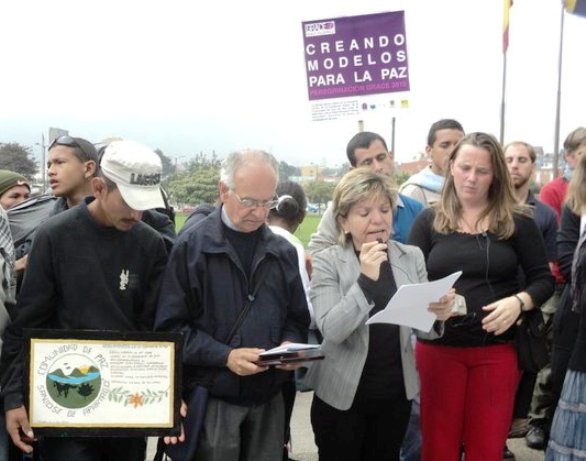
[156,385,209,461]
[514,308,549,373]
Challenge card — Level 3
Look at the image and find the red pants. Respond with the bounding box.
[416,341,520,461]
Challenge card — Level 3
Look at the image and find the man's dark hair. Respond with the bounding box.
[427,119,464,147]
[48,136,99,164]
[346,132,389,167]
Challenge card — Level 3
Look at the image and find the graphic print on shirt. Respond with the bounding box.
[119,269,129,291]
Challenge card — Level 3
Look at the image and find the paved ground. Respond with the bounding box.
[147,391,546,460]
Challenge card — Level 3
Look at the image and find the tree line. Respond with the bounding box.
[1,143,407,211]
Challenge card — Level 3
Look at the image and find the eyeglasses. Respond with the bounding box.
[48,135,95,161]
[231,190,278,209]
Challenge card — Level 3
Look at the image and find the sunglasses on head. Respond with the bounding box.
[48,135,94,161]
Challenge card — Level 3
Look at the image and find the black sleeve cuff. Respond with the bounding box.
[357,274,377,304]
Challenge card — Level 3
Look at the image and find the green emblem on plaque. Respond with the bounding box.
[45,354,102,409]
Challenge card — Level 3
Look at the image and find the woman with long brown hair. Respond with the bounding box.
[409,132,554,461]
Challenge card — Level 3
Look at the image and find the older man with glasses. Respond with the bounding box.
[155,149,310,461]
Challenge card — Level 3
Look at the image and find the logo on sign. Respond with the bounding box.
[304,21,336,37]
[45,353,102,410]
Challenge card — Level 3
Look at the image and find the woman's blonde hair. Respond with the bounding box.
[332,168,397,245]
[434,132,529,239]
[566,152,586,214]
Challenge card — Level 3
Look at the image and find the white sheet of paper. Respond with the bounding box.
[366,271,463,332]
[260,343,321,356]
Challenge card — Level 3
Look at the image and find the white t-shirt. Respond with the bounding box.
[269,225,315,329]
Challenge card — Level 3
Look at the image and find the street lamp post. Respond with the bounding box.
[174,156,185,175]
[41,133,46,192]
[552,5,565,178]
[35,134,47,193]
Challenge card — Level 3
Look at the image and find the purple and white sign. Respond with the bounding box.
[302,11,410,101]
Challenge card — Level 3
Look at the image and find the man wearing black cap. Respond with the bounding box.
[1,140,168,461]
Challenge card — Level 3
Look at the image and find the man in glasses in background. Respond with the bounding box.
[155,149,310,461]
[1,140,168,460]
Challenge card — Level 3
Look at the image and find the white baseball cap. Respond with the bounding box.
[100,140,165,211]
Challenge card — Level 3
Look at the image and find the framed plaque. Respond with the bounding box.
[24,329,182,437]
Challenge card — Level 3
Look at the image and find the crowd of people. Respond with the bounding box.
[0,123,584,461]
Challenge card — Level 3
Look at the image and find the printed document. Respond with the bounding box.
[366,271,462,332]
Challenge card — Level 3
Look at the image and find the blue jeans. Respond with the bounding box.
[400,397,422,461]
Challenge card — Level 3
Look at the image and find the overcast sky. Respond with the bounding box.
[1,0,585,168]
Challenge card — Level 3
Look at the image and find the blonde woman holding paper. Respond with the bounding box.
[305,168,454,461]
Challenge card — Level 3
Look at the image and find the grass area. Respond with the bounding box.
[175,212,188,232]
[294,214,321,248]
[174,211,321,249]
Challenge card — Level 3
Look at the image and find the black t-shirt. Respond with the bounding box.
[355,258,404,400]
[409,208,553,347]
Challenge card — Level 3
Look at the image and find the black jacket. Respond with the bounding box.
[0,199,168,410]
[155,207,309,405]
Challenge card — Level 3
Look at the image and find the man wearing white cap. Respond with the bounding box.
[0,140,168,461]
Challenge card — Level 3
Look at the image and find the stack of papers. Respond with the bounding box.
[256,343,324,366]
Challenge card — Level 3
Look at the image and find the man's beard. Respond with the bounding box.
[514,175,531,190]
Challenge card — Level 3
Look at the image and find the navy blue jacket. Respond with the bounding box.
[527,191,558,262]
[155,208,309,405]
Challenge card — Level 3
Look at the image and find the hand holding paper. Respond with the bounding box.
[366,271,462,332]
